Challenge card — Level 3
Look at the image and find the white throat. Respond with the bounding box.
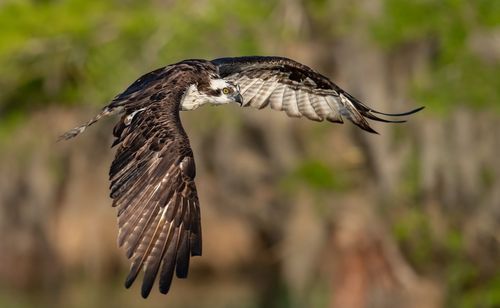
[180,85,205,111]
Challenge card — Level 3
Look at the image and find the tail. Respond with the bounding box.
[58,106,120,141]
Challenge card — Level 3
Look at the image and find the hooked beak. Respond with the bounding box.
[233,93,243,106]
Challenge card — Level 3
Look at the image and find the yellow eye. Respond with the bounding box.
[222,88,230,94]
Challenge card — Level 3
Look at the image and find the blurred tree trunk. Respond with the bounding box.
[327,32,444,308]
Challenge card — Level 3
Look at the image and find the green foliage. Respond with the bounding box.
[286,160,350,192]
[392,207,434,267]
[399,148,421,200]
[376,3,500,303]
[444,233,500,308]
[393,206,500,308]
[456,274,500,308]
[0,0,277,134]
[372,0,500,113]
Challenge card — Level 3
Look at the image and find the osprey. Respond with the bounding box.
[61,56,422,298]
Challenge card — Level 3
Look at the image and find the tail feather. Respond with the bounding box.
[58,106,120,141]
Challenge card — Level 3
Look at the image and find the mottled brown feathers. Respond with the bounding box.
[107,60,210,298]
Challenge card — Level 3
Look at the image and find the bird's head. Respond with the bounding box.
[207,79,243,106]
[180,78,243,111]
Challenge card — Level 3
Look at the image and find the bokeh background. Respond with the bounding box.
[0,0,499,307]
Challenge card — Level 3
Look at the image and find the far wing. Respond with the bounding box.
[212,56,423,133]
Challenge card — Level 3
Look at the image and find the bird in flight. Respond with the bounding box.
[61,56,423,298]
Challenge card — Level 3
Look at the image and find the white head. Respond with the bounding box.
[181,78,243,111]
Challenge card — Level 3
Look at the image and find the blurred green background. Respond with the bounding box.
[0,0,499,307]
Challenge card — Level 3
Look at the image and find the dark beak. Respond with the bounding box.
[233,93,243,106]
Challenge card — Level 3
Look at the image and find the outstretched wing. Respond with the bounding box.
[109,88,202,298]
[212,56,423,133]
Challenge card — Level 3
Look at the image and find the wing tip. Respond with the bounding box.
[159,286,171,295]
[124,261,141,289]
[359,123,379,134]
[141,285,153,299]
[159,278,173,295]
[371,105,425,117]
[342,90,425,121]
[124,275,136,289]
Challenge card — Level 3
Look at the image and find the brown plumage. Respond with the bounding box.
[60,56,423,298]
